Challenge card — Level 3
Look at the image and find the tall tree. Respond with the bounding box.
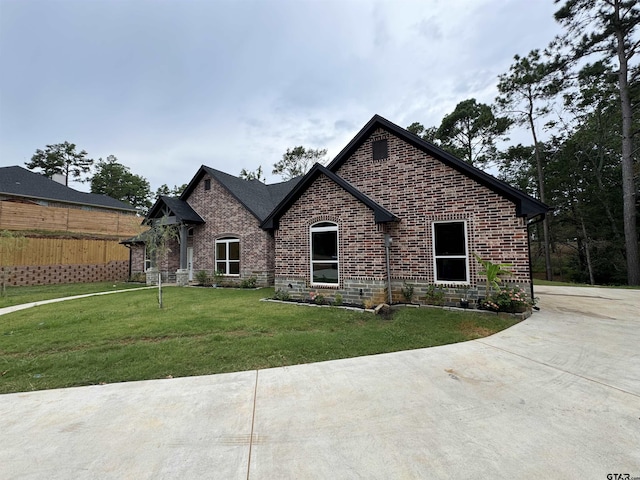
[155,183,188,199]
[239,165,265,182]
[90,155,152,212]
[496,49,563,281]
[554,0,640,284]
[25,141,93,185]
[436,98,511,167]
[272,146,327,181]
[406,122,439,143]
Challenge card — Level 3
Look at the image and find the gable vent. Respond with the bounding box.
[372,139,388,160]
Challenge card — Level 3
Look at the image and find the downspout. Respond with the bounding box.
[526,213,546,307]
[125,244,132,280]
[384,233,393,304]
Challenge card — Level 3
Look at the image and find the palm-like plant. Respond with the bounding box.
[473,253,513,298]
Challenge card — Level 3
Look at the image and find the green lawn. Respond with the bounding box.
[0,286,519,394]
[0,281,145,308]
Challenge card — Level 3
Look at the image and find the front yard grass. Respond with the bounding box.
[0,281,145,308]
[0,286,519,394]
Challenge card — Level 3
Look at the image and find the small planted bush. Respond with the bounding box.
[195,270,212,286]
[240,276,257,289]
[273,289,291,301]
[425,285,445,306]
[333,293,343,306]
[401,282,414,303]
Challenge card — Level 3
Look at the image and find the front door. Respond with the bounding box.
[187,247,194,281]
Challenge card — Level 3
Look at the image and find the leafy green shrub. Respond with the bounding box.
[401,282,414,303]
[273,289,291,301]
[212,270,224,286]
[333,293,343,306]
[240,276,257,288]
[491,285,531,313]
[195,270,211,286]
[309,291,325,305]
[129,272,146,283]
[473,254,513,298]
[425,285,445,306]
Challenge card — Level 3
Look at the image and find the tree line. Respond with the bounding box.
[25,142,186,213]
[406,0,639,286]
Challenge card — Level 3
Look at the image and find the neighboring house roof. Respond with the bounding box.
[261,164,399,229]
[327,115,549,219]
[180,165,302,222]
[145,195,205,225]
[0,165,136,213]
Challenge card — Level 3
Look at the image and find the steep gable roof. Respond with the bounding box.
[180,165,302,222]
[327,115,549,219]
[261,164,399,230]
[145,195,205,225]
[0,165,136,212]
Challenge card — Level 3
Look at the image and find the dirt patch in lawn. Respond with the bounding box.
[458,321,493,339]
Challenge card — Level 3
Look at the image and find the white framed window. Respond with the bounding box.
[432,221,469,283]
[143,246,152,272]
[215,237,240,276]
[310,222,339,285]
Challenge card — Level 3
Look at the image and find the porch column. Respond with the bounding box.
[179,224,188,269]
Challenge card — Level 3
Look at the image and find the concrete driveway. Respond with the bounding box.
[1,286,638,479]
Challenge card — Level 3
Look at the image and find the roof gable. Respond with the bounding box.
[326,115,549,219]
[0,166,136,212]
[180,165,301,222]
[145,196,204,225]
[261,164,398,230]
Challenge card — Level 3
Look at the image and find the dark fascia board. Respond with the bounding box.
[179,165,208,201]
[144,195,204,225]
[261,164,398,230]
[326,114,550,219]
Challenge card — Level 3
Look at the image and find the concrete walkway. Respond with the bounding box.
[0,286,155,316]
[1,286,638,479]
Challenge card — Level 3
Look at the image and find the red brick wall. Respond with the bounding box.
[275,175,386,281]
[186,174,275,286]
[274,127,532,303]
[3,261,129,286]
[336,128,530,281]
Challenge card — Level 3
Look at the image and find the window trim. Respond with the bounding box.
[310,222,339,286]
[432,220,469,284]
[143,246,152,272]
[215,237,240,276]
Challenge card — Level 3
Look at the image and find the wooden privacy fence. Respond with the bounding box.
[0,237,130,267]
[0,202,143,237]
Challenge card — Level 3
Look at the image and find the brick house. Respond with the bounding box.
[261,115,549,306]
[124,166,300,286]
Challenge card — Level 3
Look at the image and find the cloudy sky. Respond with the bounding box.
[0,0,563,191]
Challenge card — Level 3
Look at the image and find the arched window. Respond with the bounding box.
[215,237,240,276]
[310,222,338,285]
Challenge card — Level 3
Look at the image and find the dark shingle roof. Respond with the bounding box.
[180,166,302,222]
[326,115,549,219]
[261,115,550,230]
[145,195,205,224]
[261,164,398,229]
[0,165,136,212]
